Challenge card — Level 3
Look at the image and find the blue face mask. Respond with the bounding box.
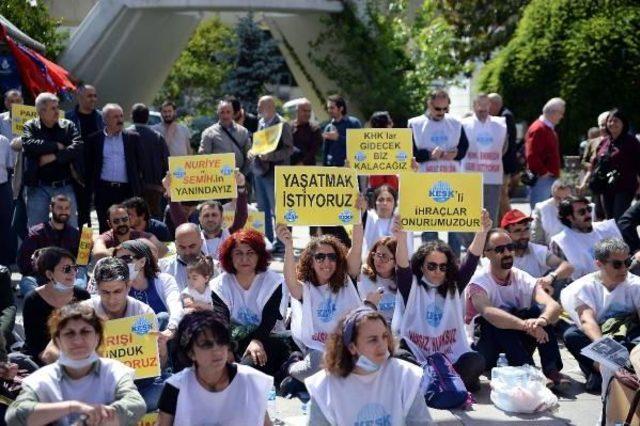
[355,350,389,373]
[52,280,73,293]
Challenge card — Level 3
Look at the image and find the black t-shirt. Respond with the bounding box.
[77,111,100,141]
[22,287,90,364]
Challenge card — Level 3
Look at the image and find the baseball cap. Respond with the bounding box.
[500,209,533,228]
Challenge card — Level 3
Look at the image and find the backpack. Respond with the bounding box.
[420,352,473,409]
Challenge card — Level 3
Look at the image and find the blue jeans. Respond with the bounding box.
[156,311,170,331]
[25,184,78,228]
[529,176,556,210]
[19,266,88,297]
[136,371,170,412]
[254,173,275,242]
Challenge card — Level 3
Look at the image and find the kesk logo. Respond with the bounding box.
[355,151,366,162]
[220,165,233,176]
[284,209,298,223]
[396,150,408,162]
[425,302,444,327]
[131,317,153,335]
[354,403,391,426]
[173,167,186,179]
[428,181,455,203]
[316,296,337,323]
[338,209,354,224]
[237,308,260,326]
[476,132,494,147]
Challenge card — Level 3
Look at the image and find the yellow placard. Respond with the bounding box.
[223,210,266,234]
[399,173,483,232]
[102,314,160,379]
[137,412,158,426]
[169,153,236,202]
[11,104,64,135]
[275,166,360,226]
[76,225,93,266]
[347,128,412,175]
[249,122,283,155]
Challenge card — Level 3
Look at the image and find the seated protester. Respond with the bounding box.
[396,210,491,391]
[211,229,288,377]
[618,201,640,255]
[562,238,640,393]
[157,310,274,426]
[306,307,430,425]
[276,224,362,384]
[83,257,170,412]
[6,303,146,426]
[530,179,573,245]
[22,247,90,366]
[166,170,248,260]
[0,265,18,367]
[466,229,569,388]
[362,185,413,260]
[114,240,182,334]
[502,209,574,296]
[550,196,621,281]
[181,256,214,312]
[17,194,84,297]
[159,223,207,291]
[92,204,168,260]
[123,196,171,242]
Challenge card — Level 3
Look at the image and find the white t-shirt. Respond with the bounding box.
[408,113,462,173]
[574,272,640,325]
[513,243,550,278]
[82,296,154,320]
[181,285,213,307]
[533,198,563,244]
[306,358,425,426]
[202,228,231,260]
[468,266,537,314]
[461,115,506,185]
[357,274,397,323]
[362,210,413,260]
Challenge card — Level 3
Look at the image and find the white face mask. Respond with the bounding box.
[128,263,139,281]
[355,349,389,373]
[58,351,99,369]
[52,280,73,293]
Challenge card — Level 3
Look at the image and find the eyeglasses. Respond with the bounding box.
[373,252,394,263]
[575,205,593,216]
[486,243,516,254]
[111,216,129,225]
[604,258,633,269]
[425,262,448,272]
[313,252,338,263]
[194,339,227,350]
[59,264,80,274]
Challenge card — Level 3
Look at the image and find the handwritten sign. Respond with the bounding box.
[103,314,160,379]
[249,123,283,156]
[347,128,412,174]
[169,153,236,202]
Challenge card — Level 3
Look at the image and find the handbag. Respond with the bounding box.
[520,169,538,186]
[589,140,620,193]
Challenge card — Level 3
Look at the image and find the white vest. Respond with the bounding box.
[358,274,397,323]
[408,113,462,173]
[468,267,537,314]
[362,210,414,260]
[461,115,506,184]
[513,243,550,278]
[551,219,621,280]
[291,279,362,352]
[202,228,231,260]
[397,279,471,363]
[211,270,282,327]
[166,364,272,426]
[305,358,424,426]
[534,198,563,244]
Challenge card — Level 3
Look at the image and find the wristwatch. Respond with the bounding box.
[549,272,558,283]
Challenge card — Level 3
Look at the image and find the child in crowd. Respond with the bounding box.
[181,256,214,312]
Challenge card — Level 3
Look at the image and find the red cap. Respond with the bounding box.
[500,209,533,228]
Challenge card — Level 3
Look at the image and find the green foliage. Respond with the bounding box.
[155,17,235,116]
[478,0,640,153]
[222,12,285,115]
[310,0,465,125]
[0,0,67,59]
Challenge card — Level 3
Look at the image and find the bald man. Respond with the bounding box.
[159,223,207,290]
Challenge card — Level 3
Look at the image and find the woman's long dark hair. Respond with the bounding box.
[410,240,459,297]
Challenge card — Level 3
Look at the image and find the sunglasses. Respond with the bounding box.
[486,243,516,254]
[111,216,129,225]
[604,258,633,269]
[59,264,80,274]
[425,262,448,272]
[313,252,338,263]
[575,205,593,216]
[373,252,394,263]
[194,339,227,350]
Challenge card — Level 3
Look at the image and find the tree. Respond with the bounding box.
[222,12,285,115]
[0,0,67,58]
[309,0,465,125]
[155,17,235,115]
[477,0,640,152]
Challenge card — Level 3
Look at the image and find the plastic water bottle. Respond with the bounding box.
[301,400,309,417]
[496,353,508,367]
[267,385,277,420]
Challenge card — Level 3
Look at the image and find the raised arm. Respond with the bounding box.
[276,224,303,300]
[392,216,413,304]
[229,171,248,234]
[467,209,491,257]
[346,195,367,279]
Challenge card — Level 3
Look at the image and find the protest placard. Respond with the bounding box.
[249,123,283,156]
[399,173,483,232]
[76,225,93,266]
[223,210,266,234]
[275,166,360,226]
[169,153,236,202]
[102,314,160,379]
[11,104,64,135]
[347,128,412,175]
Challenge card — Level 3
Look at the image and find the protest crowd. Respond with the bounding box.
[1,83,640,425]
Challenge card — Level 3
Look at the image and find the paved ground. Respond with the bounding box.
[10,200,606,425]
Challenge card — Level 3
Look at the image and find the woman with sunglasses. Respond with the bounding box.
[211,229,289,377]
[22,247,90,366]
[157,310,274,426]
[7,303,146,426]
[305,307,430,425]
[114,239,183,335]
[395,210,491,391]
[276,223,362,385]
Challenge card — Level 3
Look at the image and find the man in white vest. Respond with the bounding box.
[159,223,205,290]
[501,209,574,298]
[461,93,507,224]
[531,179,573,245]
[550,196,621,281]
[467,228,568,387]
[561,238,640,393]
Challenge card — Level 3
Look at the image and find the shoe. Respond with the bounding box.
[585,372,602,393]
[545,371,571,391]
[278,375,307,398]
